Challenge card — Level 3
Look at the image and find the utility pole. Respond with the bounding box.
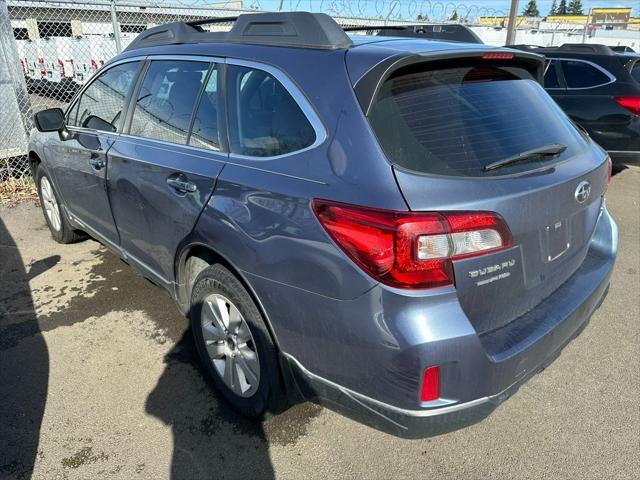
[582,8,592,44]
[505,0,520,45]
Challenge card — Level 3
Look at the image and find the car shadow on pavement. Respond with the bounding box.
[146,329,276,480]
[0,216,56,479]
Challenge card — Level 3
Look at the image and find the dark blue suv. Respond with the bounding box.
[29,12,617,438]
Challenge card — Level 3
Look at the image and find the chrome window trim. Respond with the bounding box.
[225,58,327,161]
[64,55,147,125]
[112,133,227,165]
[66,53,327,159]
[554,57,617,90]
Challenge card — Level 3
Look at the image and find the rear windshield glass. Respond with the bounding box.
[369,64,587,177]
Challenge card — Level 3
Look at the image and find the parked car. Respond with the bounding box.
[29,13,616,438]
[345,23,483,43]
[512,43,640,162]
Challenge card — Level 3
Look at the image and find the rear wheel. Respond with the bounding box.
[190,264,287,416]
[36,164,84,244]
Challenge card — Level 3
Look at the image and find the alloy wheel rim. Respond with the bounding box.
[40,176,61,232]
[200,293,260,398]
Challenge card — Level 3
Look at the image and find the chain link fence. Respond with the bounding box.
[0,0,503,194]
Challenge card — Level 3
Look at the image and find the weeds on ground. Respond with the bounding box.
[0,177,38,206]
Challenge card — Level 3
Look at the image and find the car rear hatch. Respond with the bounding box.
[357,50,610,335]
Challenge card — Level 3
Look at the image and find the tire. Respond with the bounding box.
[35,164,84,244]
[190,264,287,417]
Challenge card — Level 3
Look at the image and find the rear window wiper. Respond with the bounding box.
[483,144,567,172]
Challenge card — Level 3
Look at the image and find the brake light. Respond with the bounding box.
[312,200,512,290]
[420,366,440,402]
[482,52,514,60]
[614,96,640,116]
[57,59,65,78]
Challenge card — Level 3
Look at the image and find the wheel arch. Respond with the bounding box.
[28,150,42,177]
[175,242,282,351]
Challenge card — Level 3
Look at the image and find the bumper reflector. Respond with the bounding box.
[420,366,440,402]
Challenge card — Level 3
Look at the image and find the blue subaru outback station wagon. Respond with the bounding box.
[29,12,617,438]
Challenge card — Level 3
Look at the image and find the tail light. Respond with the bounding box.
[312,200,512,290]
[420,366,440,402]
[57,59,65,78]
[614,96,640,116]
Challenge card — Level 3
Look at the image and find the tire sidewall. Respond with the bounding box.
[36,164,65,242]
[190,265,282,417]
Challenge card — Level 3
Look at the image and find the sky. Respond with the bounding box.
[253,1,640,18]
[471,1,639,16]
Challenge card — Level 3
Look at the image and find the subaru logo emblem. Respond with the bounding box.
[575,181,591,204]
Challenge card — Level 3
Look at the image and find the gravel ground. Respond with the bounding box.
[0,165,638,480]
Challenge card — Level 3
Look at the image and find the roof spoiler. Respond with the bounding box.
[354,49,545,116]
[124,12,353,52]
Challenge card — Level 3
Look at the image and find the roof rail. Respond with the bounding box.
[557,43,615,55]
[124,12,353,52]
[345,24,483,44]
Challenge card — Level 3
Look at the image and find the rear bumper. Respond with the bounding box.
[283,278,610,438]
[276,206,617,438]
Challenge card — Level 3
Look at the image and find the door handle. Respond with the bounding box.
[166,174,197,194]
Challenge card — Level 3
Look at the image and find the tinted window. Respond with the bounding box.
[561,60,611,88]
[544,60,561,88]
[68,62,139,131]
[189,68,220,150]
[368,64,586,177]
[129,60,209,145]
[631,61,640,84]
[227,65,315,157]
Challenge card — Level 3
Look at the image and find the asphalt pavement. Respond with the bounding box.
[0,165,638,480]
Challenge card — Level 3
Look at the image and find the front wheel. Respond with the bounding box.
[36,164,84,244]
[190,264,287,417]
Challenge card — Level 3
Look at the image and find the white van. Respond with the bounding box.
[39,37,78,99]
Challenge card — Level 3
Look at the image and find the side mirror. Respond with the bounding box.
[83,115,116,133]
[34,108,66,133]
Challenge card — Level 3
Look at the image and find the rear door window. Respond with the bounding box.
[226,65,316,157]
[560,60,612,88]
[368,63,587,177]
[188,67,220,151]
[544,60,562,88]
[129,60,209,145]
[68,61,139,132]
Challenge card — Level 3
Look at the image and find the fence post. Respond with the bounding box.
[110,0,122,53]
[0,0,31,169]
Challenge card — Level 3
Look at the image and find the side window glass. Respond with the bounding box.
[562,60,611,88]
[544,60,561,88]
[69,61,139,132]
[129,60,209,145]
[227,65,316,157]
[189,67,220,150]
[631,62,640,84]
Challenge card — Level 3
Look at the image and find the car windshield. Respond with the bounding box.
[368,63,587,177]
